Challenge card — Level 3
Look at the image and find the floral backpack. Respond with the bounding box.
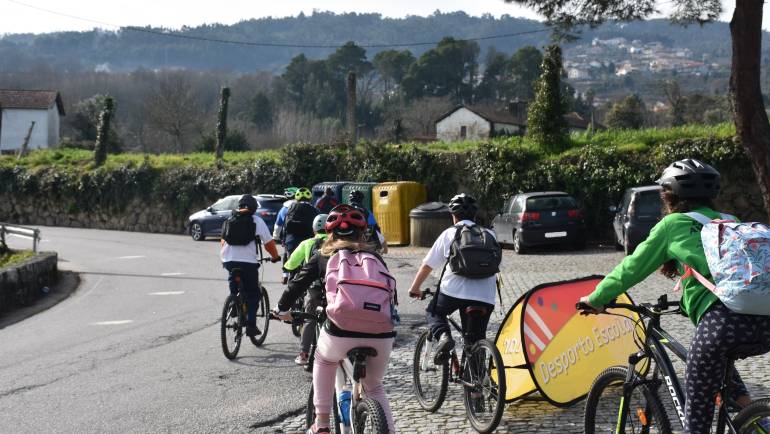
[676,212,770,316]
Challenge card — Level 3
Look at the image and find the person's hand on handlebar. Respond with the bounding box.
[577,296,604,314]
[409,286,423,299]
[270,255,281,263]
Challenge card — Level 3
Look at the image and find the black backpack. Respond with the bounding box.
[284,201,318,239]
[447,224,502,278]
[222,211,256,246]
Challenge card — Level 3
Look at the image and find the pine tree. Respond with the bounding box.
[93,96,115,166]
[526,44,568,154]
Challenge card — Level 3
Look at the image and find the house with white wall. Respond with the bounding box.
[435,106,525,142]
[0,90,65,152]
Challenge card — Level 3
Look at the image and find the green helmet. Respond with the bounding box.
[295,187,312,202]
[284,187,299,199]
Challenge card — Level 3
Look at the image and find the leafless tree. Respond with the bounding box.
[145,72,204,152]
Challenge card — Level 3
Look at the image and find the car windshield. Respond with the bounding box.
[525,195,577,211]
[635,192,662,215]
[258,199,284,211]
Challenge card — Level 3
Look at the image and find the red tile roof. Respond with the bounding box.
[0,90,65,115]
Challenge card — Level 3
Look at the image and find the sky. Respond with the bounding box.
[0,0,767,35]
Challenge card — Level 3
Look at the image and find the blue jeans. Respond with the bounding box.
[223,261,260,327]
[426,292,493,346]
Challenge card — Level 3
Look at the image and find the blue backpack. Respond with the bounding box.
[678,212,770,316]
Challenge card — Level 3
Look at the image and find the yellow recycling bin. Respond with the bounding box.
[372,181,427,246]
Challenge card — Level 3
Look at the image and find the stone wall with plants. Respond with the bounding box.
[0,251,58,314]
[0,138,764,239]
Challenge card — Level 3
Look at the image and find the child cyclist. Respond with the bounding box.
[274,205,396,434]
[281,213,329,365]
[579,159,770,434]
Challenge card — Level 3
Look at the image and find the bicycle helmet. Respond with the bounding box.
[284,187,298,199]
[656,158,721,199]
[237,194,258,212]
[312,214,328,234]
[348,190,365,205]
[295,187,312,202]
[325,204,367,236]
[448,193,478,220]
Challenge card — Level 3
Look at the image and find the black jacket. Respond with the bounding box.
[278,252,329,311]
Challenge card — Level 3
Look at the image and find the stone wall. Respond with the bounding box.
[0,251,58,314]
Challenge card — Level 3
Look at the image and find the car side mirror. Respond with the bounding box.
[609,205,618,213]
[207,206,215,213]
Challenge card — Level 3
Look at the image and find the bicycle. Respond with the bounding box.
[283,310,388,434]
[577,294,770,434]
[412,289,507,434]
[220,256,272,360]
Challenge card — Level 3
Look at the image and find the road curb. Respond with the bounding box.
[0,270,80,329]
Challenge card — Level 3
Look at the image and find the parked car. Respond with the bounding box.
[492,191,586,254]
[611,185,662,255]
[187,194,284,241]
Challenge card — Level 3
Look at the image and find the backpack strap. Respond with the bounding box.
[436,226,463,294]
[685,211,712,226]
[674,265,717,292]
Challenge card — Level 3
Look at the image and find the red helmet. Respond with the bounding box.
[325,204,367,236]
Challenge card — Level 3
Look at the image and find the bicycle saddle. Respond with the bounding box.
[347,347,378,360]
[464,306,490,317]
[727,343,768,361]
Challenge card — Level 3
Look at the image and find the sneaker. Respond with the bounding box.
[306,424,331,434]
[245,325,261,337]
[295,352,309,365]
[433,333,455,365]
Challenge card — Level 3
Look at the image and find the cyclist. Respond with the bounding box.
[407,193,498,365]
[272,187,298,244]
[348,190,388,254]
[314,187,339,214]
[275,205,395,434]
[579,159,770,434]
[221,194,281,337]
[281,213,329,365]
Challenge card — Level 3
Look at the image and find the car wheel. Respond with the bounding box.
[513,231,526,254]
[190,222,205,241]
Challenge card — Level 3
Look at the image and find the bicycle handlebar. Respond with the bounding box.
[575,294,680,318]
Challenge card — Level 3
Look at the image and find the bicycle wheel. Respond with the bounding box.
[462,339,506,434]
[249,286,270,347]
[305,384,341,434]
[733,398,770,433]
[585,366,672,434]
[305,321,321,373]
[412,330,449,412]
[220,294,243,360]
[353,397,389,434]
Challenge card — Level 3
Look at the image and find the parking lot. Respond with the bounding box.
[273,245,770,433]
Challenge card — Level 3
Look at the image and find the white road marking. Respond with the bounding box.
[160,272,184,276]
[91,320,134,326]
[148,291,185,296]
[117,255,145,259]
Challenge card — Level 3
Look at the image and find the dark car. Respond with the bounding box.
[492,191,586,254]
[187,194,284,241]
[611,185,663,255]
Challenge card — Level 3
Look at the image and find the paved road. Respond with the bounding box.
[4,228,770,433]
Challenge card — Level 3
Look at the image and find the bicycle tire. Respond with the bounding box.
[584,366,672,434]
[249,287,270,347]
[462,339,506,434]
[305,384,342,434]
[305,321,321,373]
[353,397,389,434]
[412,330,449,412]
[220,294,242,360]
[732,397,770,433]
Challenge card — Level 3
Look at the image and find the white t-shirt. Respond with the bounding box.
[220,214,273,264]
[422,220,498,305]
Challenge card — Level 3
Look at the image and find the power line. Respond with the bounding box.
[6,0,552,49]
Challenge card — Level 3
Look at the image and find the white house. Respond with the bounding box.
[0,90,65,152]
[435,106,525,142]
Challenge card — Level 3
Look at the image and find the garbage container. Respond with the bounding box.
[311,182,349,208]
[341,182,377,211]
[372,181,427,246]
[410,202,453,247]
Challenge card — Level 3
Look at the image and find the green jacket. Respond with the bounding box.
[588,206,729,325]
[283,233,328,272]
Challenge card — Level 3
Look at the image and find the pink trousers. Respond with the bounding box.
[313,330,395,433]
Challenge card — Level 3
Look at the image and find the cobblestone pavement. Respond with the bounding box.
[269,246,770,433]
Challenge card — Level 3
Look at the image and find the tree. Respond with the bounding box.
[146,72,202,152]
[70,94,122,152]
[606,94,647,129]
[506,0,770,219]
[402,37,480,102]
[663,80,686,127]
[508,46,543,100]
[526,45,568,153]
[196,129,250,152]
[373,49,415,94]
[93,96,115,166]
[247,91,273,130]
[215,87,230,162]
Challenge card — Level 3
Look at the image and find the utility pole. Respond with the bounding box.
[347,71,357,145]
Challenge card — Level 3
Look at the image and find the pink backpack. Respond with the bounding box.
[325,250,397,334]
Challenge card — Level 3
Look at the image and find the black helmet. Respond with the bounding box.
[448,193,478,220]
[349,190,365,204]
[238,194,258,212]
[656,158,721,199]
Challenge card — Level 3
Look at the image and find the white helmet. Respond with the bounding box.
[313,214,328,233]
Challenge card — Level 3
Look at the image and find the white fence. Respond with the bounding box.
[0,223,40,252]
